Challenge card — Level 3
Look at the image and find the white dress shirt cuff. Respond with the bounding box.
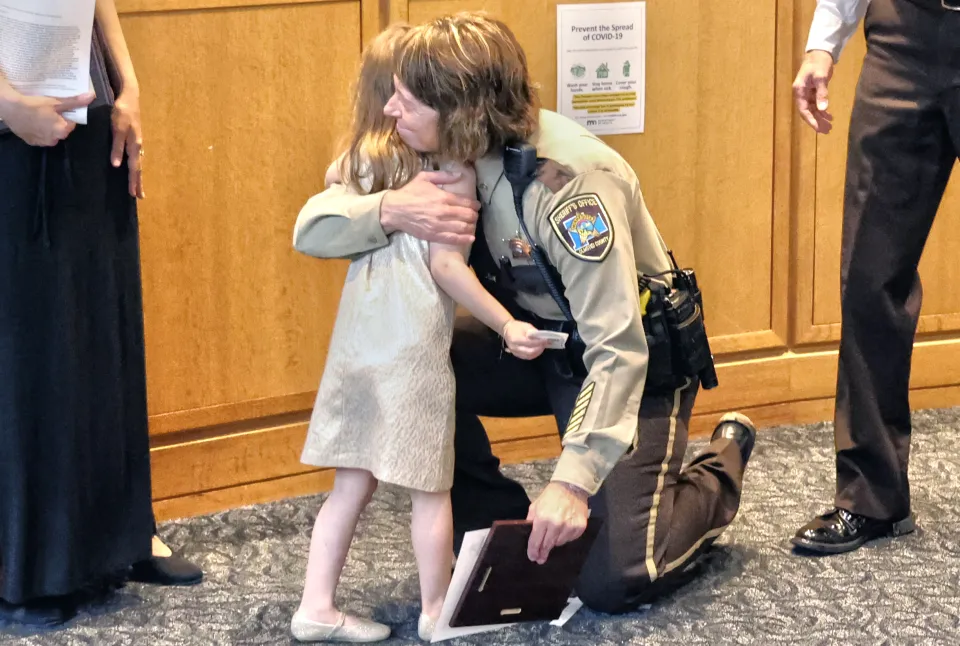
[805,10,847,62]
[805,1,869,63]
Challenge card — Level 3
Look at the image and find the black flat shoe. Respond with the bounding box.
[712,412,757,464]
[129,554,203,586]
[0,597,76,628]
[791,508,916,555]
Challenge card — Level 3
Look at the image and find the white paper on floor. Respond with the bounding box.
[431,529,513,642]
[549,598,583,627]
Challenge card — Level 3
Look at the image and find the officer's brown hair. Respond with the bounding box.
[337,23,424,194]
[395,12,539,161]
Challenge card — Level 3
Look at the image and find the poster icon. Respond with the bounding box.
[596,63,609,79]
[623,60,631,77]
[571,64,586,78]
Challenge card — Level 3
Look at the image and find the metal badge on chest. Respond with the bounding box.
[477,163,528,264]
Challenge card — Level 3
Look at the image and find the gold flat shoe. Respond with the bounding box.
[291,611,391,643]
[418,613,437,642]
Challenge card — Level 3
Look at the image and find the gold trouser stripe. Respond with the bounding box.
[662,525,727,575]
[643,382,685,583]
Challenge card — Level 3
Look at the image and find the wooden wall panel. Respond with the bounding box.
[118,0,342,13]
[119,2,358,429]
[151,333,960,522]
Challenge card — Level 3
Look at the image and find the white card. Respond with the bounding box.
[529,330,569,350]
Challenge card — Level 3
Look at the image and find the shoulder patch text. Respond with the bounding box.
[548,193,614,262]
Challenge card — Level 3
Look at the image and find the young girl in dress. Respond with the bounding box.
[291,24,547,644]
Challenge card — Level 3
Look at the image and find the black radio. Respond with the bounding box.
[642,263,719,390]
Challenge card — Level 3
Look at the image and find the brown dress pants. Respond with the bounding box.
[834,0,960,520]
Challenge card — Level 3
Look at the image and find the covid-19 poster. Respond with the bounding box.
[556,2,646,135]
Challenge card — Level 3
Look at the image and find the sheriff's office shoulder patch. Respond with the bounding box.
[548,193,614,262]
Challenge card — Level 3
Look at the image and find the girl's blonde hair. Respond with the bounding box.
[338,24,423,194]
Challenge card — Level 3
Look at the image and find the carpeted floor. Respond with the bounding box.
[5,409,960,646]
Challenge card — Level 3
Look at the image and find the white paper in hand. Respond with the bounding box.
[0,0,97,124]
[430,529,515,643]
[529,330,569,350]
[61,75,94,125]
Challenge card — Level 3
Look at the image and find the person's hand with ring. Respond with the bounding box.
[111,89,144,198]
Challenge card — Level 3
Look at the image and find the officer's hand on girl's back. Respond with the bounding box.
[502,321,549,360]
[380,170,480,246]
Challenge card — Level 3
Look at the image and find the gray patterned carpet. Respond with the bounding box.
[4,409,960,646]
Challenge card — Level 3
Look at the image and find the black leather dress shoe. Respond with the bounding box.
[711,412,757,464]
[791,508,916,554]
[129,554,203,586]
[0,596,76,628]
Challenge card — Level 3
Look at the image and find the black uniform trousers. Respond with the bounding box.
[449,317,746,614]
[833,0,960,521]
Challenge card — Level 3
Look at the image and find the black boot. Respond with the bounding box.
[791,508,916,555]
[711,412,757,465]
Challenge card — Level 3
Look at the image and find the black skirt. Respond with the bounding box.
[0,102,154,604]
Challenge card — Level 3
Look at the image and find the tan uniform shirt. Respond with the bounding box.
[293,109,673,495]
